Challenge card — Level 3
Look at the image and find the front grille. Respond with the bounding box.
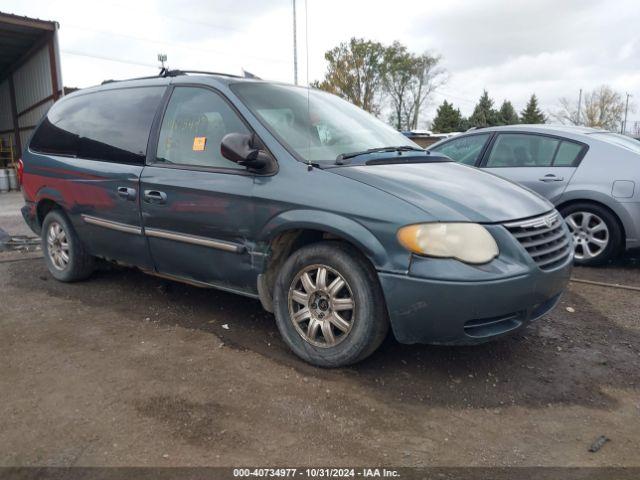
[504,211,572,271]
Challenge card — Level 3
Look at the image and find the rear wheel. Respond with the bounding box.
[41,209,95,282]
[273,241,388,367]
[559,203,622,266]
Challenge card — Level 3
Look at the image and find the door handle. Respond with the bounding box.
[539,174,564,182]
[117,186,137,201]
[143,190,167,205]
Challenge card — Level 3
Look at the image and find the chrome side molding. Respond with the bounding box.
[81,215,142,235]
[144,227,244,253]
[81,215,244,253]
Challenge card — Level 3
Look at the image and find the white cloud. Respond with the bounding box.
[3,0,639,124]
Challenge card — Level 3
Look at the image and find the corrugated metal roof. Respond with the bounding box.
[0,11,58,80]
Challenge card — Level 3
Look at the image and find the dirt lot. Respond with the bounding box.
[0,192,639,467]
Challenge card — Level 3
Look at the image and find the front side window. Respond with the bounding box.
[156,87,250,169]
[31,87,164,164]
[231,82,416,163]
[431,134,490,165]
[486,134,559,167]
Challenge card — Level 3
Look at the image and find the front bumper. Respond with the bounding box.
[379,223,573,345]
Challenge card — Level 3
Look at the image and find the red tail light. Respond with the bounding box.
[17,158,24,185]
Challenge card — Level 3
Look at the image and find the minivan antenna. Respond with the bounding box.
[305,0,312,171]
[292,0,298,85]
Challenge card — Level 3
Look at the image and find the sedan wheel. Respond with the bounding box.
[288,264,355,348]
[565,211,609,261]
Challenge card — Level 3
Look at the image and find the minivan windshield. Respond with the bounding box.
[231,82,418,162]
[589,132,640,155]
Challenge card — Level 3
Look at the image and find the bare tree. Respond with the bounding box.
[406,53,446,130]
[553,85,628,131]
[383,43,446,131]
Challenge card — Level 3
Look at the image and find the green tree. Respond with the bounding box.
[432,100,464,133]
[312,38,386,114]
[520,94,546,124]
[468,90,499,127]
[498,100,519,125]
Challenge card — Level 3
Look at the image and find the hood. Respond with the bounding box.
[330,162,552,223]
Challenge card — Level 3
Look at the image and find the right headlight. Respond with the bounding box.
[397,223,499,264]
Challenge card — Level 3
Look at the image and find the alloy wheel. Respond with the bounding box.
[47,221,70,271]
[287,264,355,348]
[565,211,609,261]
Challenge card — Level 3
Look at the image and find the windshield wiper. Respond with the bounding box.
[336,145,425,164]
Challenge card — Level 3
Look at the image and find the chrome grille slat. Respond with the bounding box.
[504,211,572,271]
[536,246,573,268]
[510,223,559,239]
[519,228,567,248]
[529,237,571,258]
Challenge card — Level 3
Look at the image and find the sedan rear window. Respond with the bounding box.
[589,132,640,154]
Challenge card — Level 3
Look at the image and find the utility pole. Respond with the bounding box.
[622,92,631,134]
[292,0,298,85]
[576,88,582,125]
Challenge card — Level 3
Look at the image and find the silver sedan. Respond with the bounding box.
[429,125,640,266]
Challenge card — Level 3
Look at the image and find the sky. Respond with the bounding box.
[5,0,640,129]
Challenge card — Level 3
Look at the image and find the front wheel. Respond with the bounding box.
[273,242,388,367]
[560,203,622,266]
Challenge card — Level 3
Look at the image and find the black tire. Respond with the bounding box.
[559,202,622,267]
[41,209,95,282]
[273,241,388,367]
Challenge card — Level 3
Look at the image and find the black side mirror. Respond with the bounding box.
[221,133,275,173]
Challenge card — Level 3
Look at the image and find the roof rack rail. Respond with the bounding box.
[101,69,248,86]
[101,74,166,85]
[159,68,244,79]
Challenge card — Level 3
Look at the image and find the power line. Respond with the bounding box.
[64,24,290,65]
[62,49,158,68]
[94,1,252,36]
[432,89,476,105]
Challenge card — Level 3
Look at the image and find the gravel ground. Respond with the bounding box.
[0,194,638,467]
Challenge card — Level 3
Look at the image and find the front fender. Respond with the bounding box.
[258,209,398,272]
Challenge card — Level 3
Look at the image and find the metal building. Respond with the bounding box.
[0,12,62,164]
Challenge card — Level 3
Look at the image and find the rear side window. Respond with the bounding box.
[554,141,584,166]
[30,98,82,156]
[30,87,164,164]
[431,134,490,166]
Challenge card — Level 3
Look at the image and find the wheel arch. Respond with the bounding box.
[556,195,626,246]
[34,187,68,229]
[256,210,392,312]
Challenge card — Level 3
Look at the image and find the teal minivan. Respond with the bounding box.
[21,70,573,367]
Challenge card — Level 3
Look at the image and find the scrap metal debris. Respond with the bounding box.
[0,232,41,253]
[588,435,610,453]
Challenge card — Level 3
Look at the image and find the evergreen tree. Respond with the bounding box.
[468,90,499,127]
[498,100,519,125]
[431,100,464,133]
[520,94,546,124]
